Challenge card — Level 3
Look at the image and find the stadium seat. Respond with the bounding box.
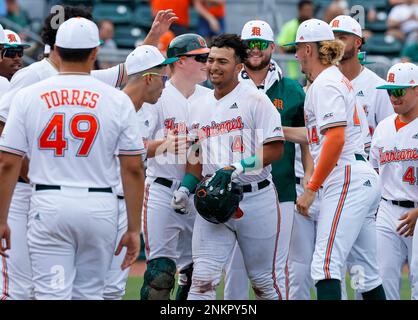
[189,8,199,32]
[133,4,154,28]
[365,20,387,32]
[349,0,389,11]
[93,3,133,25]
[114,25,146,48]
[362,33,403,56]
[63,0,93,5]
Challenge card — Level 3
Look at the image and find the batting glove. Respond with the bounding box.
[171,186,190,214]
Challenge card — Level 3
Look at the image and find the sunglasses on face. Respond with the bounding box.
[142,72,169,85]
[181,53,209,63]
[245,40,271,51]
[2,48,24,59]
[387,88,407,98]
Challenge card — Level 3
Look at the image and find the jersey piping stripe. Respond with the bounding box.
[143,184,151,258]
[319,121,347,133]
[272,186,283,300]
[323,165,351,279]
[1,256,9,300]
[119,148,145,156]
[0,115,6,123]
[263,136,285,144]
[116,64,124,88]
[285,258,289,300]
[0,145,26,157]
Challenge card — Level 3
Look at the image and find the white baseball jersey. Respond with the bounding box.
[0,76,10,97]
[370,114,418,202]
[352,67,394,136]
[144,81,212,180]
[0,59,124,122]
[189,81,285,184]
[305,66,365,167]
[0,74,144,187]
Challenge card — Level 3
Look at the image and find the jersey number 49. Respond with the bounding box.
[402,166,418,186]
[38,113,99,157]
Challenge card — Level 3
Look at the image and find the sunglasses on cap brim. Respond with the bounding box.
[244,39,272,51]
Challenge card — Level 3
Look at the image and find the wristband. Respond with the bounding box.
[180,173,200,193]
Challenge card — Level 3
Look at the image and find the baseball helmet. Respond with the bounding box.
[194,176,244,224]
[167,33,210,58]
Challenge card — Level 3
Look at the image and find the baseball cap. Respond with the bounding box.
[55,17,101,49]
[241,20,274,42]
[125,45,179,76]
[0,24,7,45]
[284,18,335,46]
[377,62,418,90]
[330,15,363,38]
[167,33,210,58]
[4,29,30,48]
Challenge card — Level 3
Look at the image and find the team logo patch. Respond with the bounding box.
[34,213,41,220]
[410,80,416,84]
[412,133,418,139]
[299,36,305,40]
[197,36,207,47]
[388,73,395,83]
[273,99,283,109]
[230,102,238,109]
[273,127,282,132]
[363,180,372,187]
[323,112,334,120]
[331,20,340,28]
[356,90,364,97]
[7,34,17,43]
[251,27,261,37]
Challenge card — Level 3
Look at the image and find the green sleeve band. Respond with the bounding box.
[240,155,262,172]
[181,173,200,192]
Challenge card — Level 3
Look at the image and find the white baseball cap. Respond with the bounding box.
[330,15,363,38]
[55,17,101,49]
[377,62,418,90]
[241,20,274,42]
[0,24,7,45]
[285,18,335,46]
[4,29,30,48]
[125,45,179,76]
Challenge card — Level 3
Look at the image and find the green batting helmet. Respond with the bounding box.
[167,33,210,58]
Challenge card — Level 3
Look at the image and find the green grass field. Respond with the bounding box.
[123,273,411,300]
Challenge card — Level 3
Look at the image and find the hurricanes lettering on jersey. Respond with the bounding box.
[198,116,244,139]
[40,89,100,109]
[164,118,188,134]
[379,147,418,165]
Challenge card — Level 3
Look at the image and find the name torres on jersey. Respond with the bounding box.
[40,89,100,109]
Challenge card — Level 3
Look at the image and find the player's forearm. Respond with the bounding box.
[120,155,145,233]
[146,139,166,158]
[260,141,284,166]
[284,126,308,144]
[300,143,314,179]
[0,152,22,223]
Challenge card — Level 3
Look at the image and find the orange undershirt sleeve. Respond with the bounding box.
[307,126,345,192]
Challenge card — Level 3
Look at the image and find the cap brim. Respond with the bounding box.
[185,48,210,55]
[5,43,31,49]
[283,41,298,47]
[376,84,414,89]
[332,29,362,38]
[159,57,179,65]
[360,61,375,65]
[242,37,274,42]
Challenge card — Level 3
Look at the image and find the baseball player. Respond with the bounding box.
[222,19,308,300]
[330,15,394,141]
[140,33,211,300]
[0,6,176,300]
[103,45,177,300]
[290,19,385,300]
[173,34,285,300]
[0,30,30,81]
[0,17,144,300]
[370,62,418,300]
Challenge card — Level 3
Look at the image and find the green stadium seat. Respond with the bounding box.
[189,7,199,32]
[365,20,387,32]
[133,4,154,28]
[362,33,402,56]
[93,3,133,25]
[349,0,389,11]
[114,25,146,48]
[63,0,93,5]
[94,0,134,8]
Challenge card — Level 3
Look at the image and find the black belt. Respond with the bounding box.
[35,184,113,193]
[154,177,173,188]
[18,176,29,184]
[295,177,301,185]
[117,195,124,200]
[242,179,270,193]
[382,197,416,208]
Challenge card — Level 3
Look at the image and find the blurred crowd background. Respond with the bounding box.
[0,0,417,82]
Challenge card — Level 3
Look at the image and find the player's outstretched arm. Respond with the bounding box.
[147,129,188,158]
[116,155,145,270]
[142,9,179,47]
[283,126,308,144]
[0,152,23,257]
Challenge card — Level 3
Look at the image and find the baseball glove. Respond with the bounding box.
[194,169,244,224]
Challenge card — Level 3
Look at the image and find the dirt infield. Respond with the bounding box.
[129,261,146,276]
